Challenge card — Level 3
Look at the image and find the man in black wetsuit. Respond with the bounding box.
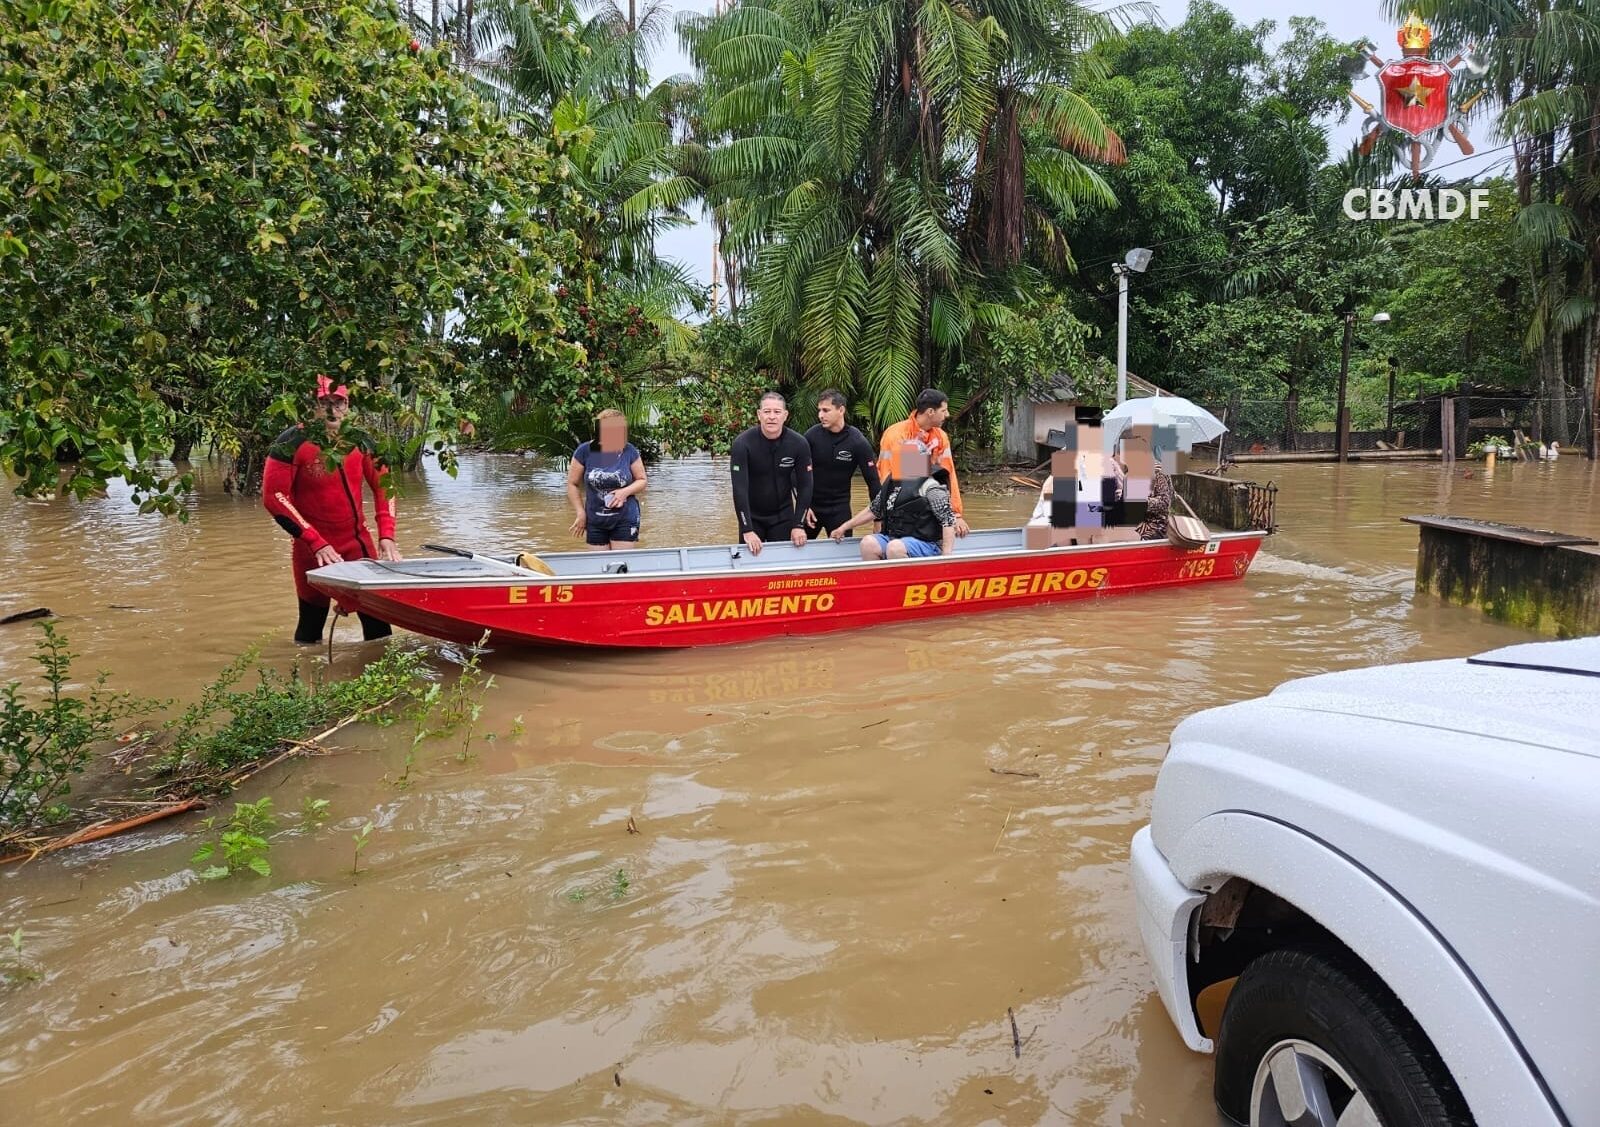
[730,391,814,555]
[802,388,880,540]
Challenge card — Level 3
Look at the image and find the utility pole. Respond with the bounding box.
[1115,264,1129,405]
[1385,355,1396,433]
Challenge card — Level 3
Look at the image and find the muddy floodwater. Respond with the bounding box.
[2,454,1597,1125]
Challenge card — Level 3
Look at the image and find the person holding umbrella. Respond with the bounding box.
[1115,427,1174,540]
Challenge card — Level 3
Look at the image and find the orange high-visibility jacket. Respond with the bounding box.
[876,414,963,517]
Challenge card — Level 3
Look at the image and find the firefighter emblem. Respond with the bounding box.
[1346,14,1486,176]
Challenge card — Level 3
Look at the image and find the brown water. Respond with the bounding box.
[1,454,1596,1126]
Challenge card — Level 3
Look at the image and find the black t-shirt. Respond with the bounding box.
[804,423,880,510]
[730,426,814,535]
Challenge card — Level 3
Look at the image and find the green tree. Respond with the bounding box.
[1067,2,1352,390]
[681,0,1129,426]
[1149,205,1394,446]
[0,0,585,505]
[456,0,705,456]
[1398,0,1600,445]
[1375,179,1533,391]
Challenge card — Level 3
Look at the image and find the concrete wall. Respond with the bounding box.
[1175,472,1256,532]
[1411,521,1600,639]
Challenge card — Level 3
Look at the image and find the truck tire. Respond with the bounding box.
[1213,946,1474,1127]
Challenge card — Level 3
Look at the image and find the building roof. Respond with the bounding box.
[1028,369,1169,404]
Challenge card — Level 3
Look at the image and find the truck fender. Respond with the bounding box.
[1169,810,1566,1127]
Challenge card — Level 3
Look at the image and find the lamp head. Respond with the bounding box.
[1371,311,1392,324]
[1124,247,1154,273]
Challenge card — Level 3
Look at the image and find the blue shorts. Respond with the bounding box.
[868,533,942,558]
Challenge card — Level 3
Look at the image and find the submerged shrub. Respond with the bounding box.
[1,622,142,841]
[162,644,431,778]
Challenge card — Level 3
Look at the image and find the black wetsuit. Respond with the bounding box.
[730,426,814,541]
[803,423,880,538]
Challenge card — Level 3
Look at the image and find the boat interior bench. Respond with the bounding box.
[536,527,1034,577]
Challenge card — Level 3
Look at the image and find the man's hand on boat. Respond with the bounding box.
[378,537,401,562]
[313,545,344,567]
[742,531,764,556]
[789,527,807,548]
[954,516,971,538]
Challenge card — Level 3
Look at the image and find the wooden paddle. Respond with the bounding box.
[423,543,553,577]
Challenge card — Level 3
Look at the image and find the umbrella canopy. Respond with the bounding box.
[1100,396,1226,452]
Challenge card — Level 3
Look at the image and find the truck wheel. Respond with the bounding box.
[1213,946,1473,1127]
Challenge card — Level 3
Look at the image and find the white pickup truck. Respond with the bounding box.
[1131,637,1599,1127]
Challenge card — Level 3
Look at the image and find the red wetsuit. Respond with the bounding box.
[262,425,397,605]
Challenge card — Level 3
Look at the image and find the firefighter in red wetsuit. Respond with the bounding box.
[262,377,402,644]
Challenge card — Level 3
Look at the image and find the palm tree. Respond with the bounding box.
[682,0,1136,427]
[468,0,703,328]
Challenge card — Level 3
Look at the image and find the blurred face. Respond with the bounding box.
[899,443,932,478]
[1121,426,1155,476]
[817,400,845,431]
[758,396,788,438]
[914,401,949,431]
[598,415,627,452]
[1076,422,1104,479]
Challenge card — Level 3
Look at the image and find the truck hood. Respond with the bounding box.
[1252,637,1600,760]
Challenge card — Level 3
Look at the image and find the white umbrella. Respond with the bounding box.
[1099,395,1227,452]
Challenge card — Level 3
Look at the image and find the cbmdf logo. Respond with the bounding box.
[1342,188,1491,221]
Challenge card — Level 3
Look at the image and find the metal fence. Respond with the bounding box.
[1246,480,1278,532]
[1199,394,1593,457]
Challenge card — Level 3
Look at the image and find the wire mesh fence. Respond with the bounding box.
[1196,394,1593,456]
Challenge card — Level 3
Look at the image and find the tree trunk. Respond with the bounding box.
[628,0,637,100]
[983,96,1023,268]
[919,281,935,395]
[1544,320,1569,444]
[1587,311,1600,458]
[224,440,268,496]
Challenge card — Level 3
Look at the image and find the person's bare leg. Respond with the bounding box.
[886,540,909,559]
[860,537,885,561]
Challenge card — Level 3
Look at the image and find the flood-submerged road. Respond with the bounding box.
[1,455,1595,1125]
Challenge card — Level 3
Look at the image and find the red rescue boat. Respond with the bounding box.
[306,528,1266,649]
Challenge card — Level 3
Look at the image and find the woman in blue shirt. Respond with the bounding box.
[566,409,648,549]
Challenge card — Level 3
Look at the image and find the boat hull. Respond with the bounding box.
[308,531,1265,649]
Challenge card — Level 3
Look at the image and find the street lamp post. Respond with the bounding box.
[1115,248,1154,405]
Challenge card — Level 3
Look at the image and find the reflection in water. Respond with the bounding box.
[0,455,1595,1124]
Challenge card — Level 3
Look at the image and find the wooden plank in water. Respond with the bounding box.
[1403,514,1598,548]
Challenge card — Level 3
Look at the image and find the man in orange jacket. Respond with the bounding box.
[876,388,970,537]
[262,376,402,644]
